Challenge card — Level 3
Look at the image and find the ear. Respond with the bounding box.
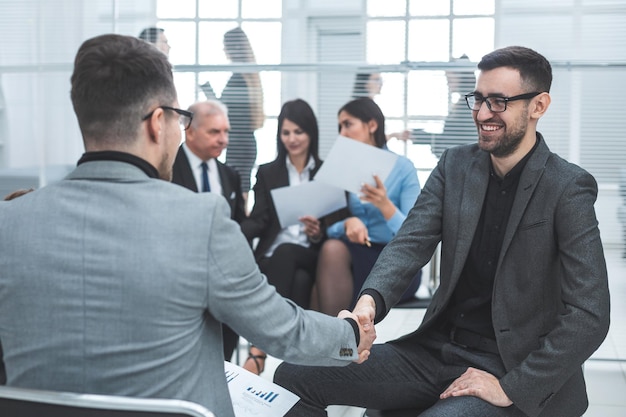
[530,92,551,120]
[145,107,166,144]
[367,119,378,134]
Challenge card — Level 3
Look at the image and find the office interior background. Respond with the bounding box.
[0,0,625,415]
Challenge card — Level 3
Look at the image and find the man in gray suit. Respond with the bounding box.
[275,46,610,417]
[0,34,375,417]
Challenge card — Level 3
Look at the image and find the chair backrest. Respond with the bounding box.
[0,385,216,417]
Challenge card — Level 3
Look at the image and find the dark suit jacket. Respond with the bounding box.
[364,134,611,417]
[240,158,331,261]
[172,146,246,224]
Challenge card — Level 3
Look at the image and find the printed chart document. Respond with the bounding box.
[270,181,346,228]
[225,361,299,417]
[314,135,398,194]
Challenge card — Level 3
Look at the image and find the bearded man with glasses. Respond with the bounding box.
[275,45,610,417]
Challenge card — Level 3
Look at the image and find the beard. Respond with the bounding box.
[158,150,173,181]
[478,108,528,158]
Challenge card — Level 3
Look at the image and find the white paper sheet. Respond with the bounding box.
[225,361,300,417]
[313,135,399,194]
[270,181,346,228]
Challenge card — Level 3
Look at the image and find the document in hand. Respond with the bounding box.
[225,361,300,417]
[314,135,398,194]
[270,181,347,228]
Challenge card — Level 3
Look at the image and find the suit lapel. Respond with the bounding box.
[173,147,198,192]
[451,151,491,281]
[216,162,231,199]
[498,137,550,263]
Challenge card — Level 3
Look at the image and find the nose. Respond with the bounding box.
[475,101,494,120]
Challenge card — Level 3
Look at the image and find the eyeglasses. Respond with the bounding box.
[142,105,193,130]
[464,92,542,113]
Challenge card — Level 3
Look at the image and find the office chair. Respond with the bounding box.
[0,385,216,417]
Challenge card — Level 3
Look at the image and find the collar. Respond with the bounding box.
[489,135,540,180]
[285,155,316,173]
[77,151,159,179]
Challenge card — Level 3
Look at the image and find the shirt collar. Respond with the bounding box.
[77,151,159,179]
[489,134,540,181]
[285,155,315,173]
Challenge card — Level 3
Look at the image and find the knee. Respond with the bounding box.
[319,238,349,261]
[273,362,300,392]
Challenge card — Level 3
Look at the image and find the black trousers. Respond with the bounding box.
[258,243,318,309]
[274,330,527,417]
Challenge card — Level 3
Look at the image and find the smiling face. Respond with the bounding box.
[280,118,310,161]
[472,67,535,158]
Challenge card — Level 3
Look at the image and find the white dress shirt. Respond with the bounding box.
[265,156,316,257]
[182,143,223,196]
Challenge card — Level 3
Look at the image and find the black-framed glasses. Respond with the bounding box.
[142,105,193,130]
[464,92,542,113]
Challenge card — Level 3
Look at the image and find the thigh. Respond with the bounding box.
[419,396,526,417]
[274,343,442,413]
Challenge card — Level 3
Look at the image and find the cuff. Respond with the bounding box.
[343,317,360,346]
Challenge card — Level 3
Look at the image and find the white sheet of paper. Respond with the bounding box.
[225,361,300,417]
[314,135,399,194]
[270,181,346,228]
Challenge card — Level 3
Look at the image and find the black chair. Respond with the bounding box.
[0,385,216,417]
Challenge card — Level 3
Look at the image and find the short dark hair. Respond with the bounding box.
[138,27,164,44]
[338,97,386,148]
[70,34,176,145]
[276,99,321,165]
[478,46,552,93]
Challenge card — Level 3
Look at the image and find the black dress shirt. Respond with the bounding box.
[446,139,539,338]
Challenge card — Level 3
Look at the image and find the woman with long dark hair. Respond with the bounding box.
[240,98,326,375]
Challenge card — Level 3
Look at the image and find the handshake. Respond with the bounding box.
[338,294,378,364]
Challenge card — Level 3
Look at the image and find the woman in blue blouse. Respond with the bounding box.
[312,97,422,316]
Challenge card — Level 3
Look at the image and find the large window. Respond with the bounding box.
[363,0,494,163]
[156,0,283,165]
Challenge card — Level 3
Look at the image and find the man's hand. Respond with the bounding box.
[440,367,513,407]
[353,294,376,328]
[338,309,376,364]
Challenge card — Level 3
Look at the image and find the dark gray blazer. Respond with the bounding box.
[364,134,610,417]
[0,159,360,417]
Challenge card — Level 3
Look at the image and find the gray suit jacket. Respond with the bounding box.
[0,159,359,417]
[364,135,610,417]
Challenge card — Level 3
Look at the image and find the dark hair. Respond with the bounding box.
[70,34,176,145]
[338,97,386,148]
[276,99,321,166]
[138,27,164,44]
[478,46,552,93]
[351,73,372,99]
